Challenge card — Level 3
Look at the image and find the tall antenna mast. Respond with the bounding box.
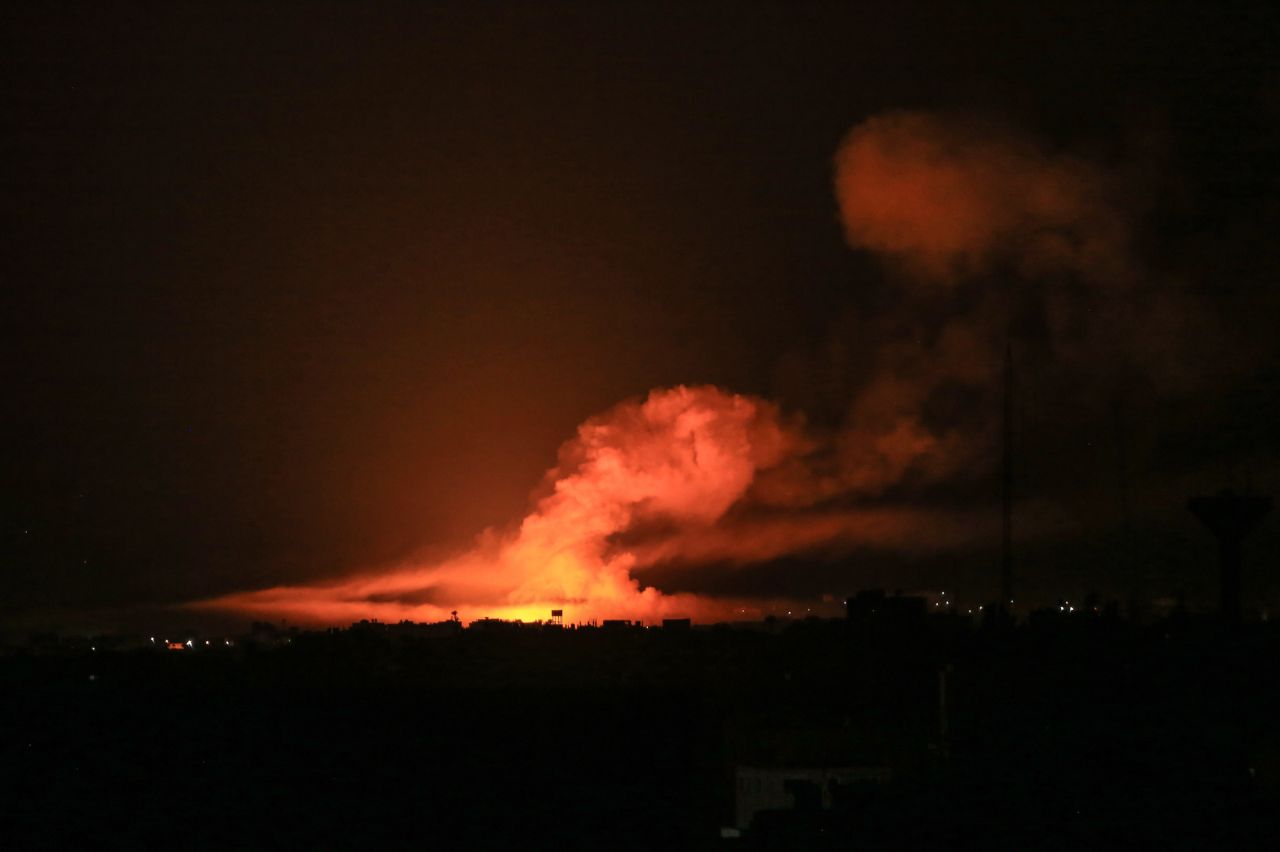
[1001,341,1014,611]
[1112,400,1138,616]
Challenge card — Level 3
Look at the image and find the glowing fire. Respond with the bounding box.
[196,386,807,625]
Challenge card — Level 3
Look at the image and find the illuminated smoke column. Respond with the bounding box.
[198,386,805,624]
[199,110,1204,626]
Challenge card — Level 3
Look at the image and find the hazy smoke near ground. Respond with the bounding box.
[198,386,815,624]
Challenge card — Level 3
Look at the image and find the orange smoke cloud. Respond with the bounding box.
[195,386,809,625]
[195,112,1179,628]
[819,110,1154,495]
[834,111,1129,282]
[625,506,997,570]
[834,317,1003,496]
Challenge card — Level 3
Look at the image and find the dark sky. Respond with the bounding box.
[4,2,1279,629]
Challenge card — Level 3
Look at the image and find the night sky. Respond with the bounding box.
[4,2,1279,630]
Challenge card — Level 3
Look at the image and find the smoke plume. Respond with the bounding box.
[197,386,811,624]
[833,110,1133,283]
[201,109,1255,624]
[818,109,1181,505]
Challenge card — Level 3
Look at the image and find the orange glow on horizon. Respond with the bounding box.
[194,386,811,627]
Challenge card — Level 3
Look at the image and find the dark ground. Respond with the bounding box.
[2,616,1278,850]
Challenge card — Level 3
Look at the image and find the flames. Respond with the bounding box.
[198,386,810,625]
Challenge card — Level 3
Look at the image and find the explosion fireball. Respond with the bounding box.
[198,386,808,625]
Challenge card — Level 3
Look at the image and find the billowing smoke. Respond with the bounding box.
[200,109,1256,624]
[820,109,1182,502]
[197,386,811,624]
[814,109,1257,596]
[833,110,1133,283]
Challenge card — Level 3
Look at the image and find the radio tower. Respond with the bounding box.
[1001,342,1014,612]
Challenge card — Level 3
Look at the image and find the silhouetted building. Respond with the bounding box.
[467,618,528,633]
[846,589,927,625]
[249,620,291,645]
[734,764,890,832]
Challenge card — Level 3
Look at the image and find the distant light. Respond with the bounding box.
[225,640,231,646]
[941,591,946,596]
[91,646,96,652]
[1069,606,1074,612]
[150,637,155,643]
[204,640,210,645]
[185,639,193,648]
